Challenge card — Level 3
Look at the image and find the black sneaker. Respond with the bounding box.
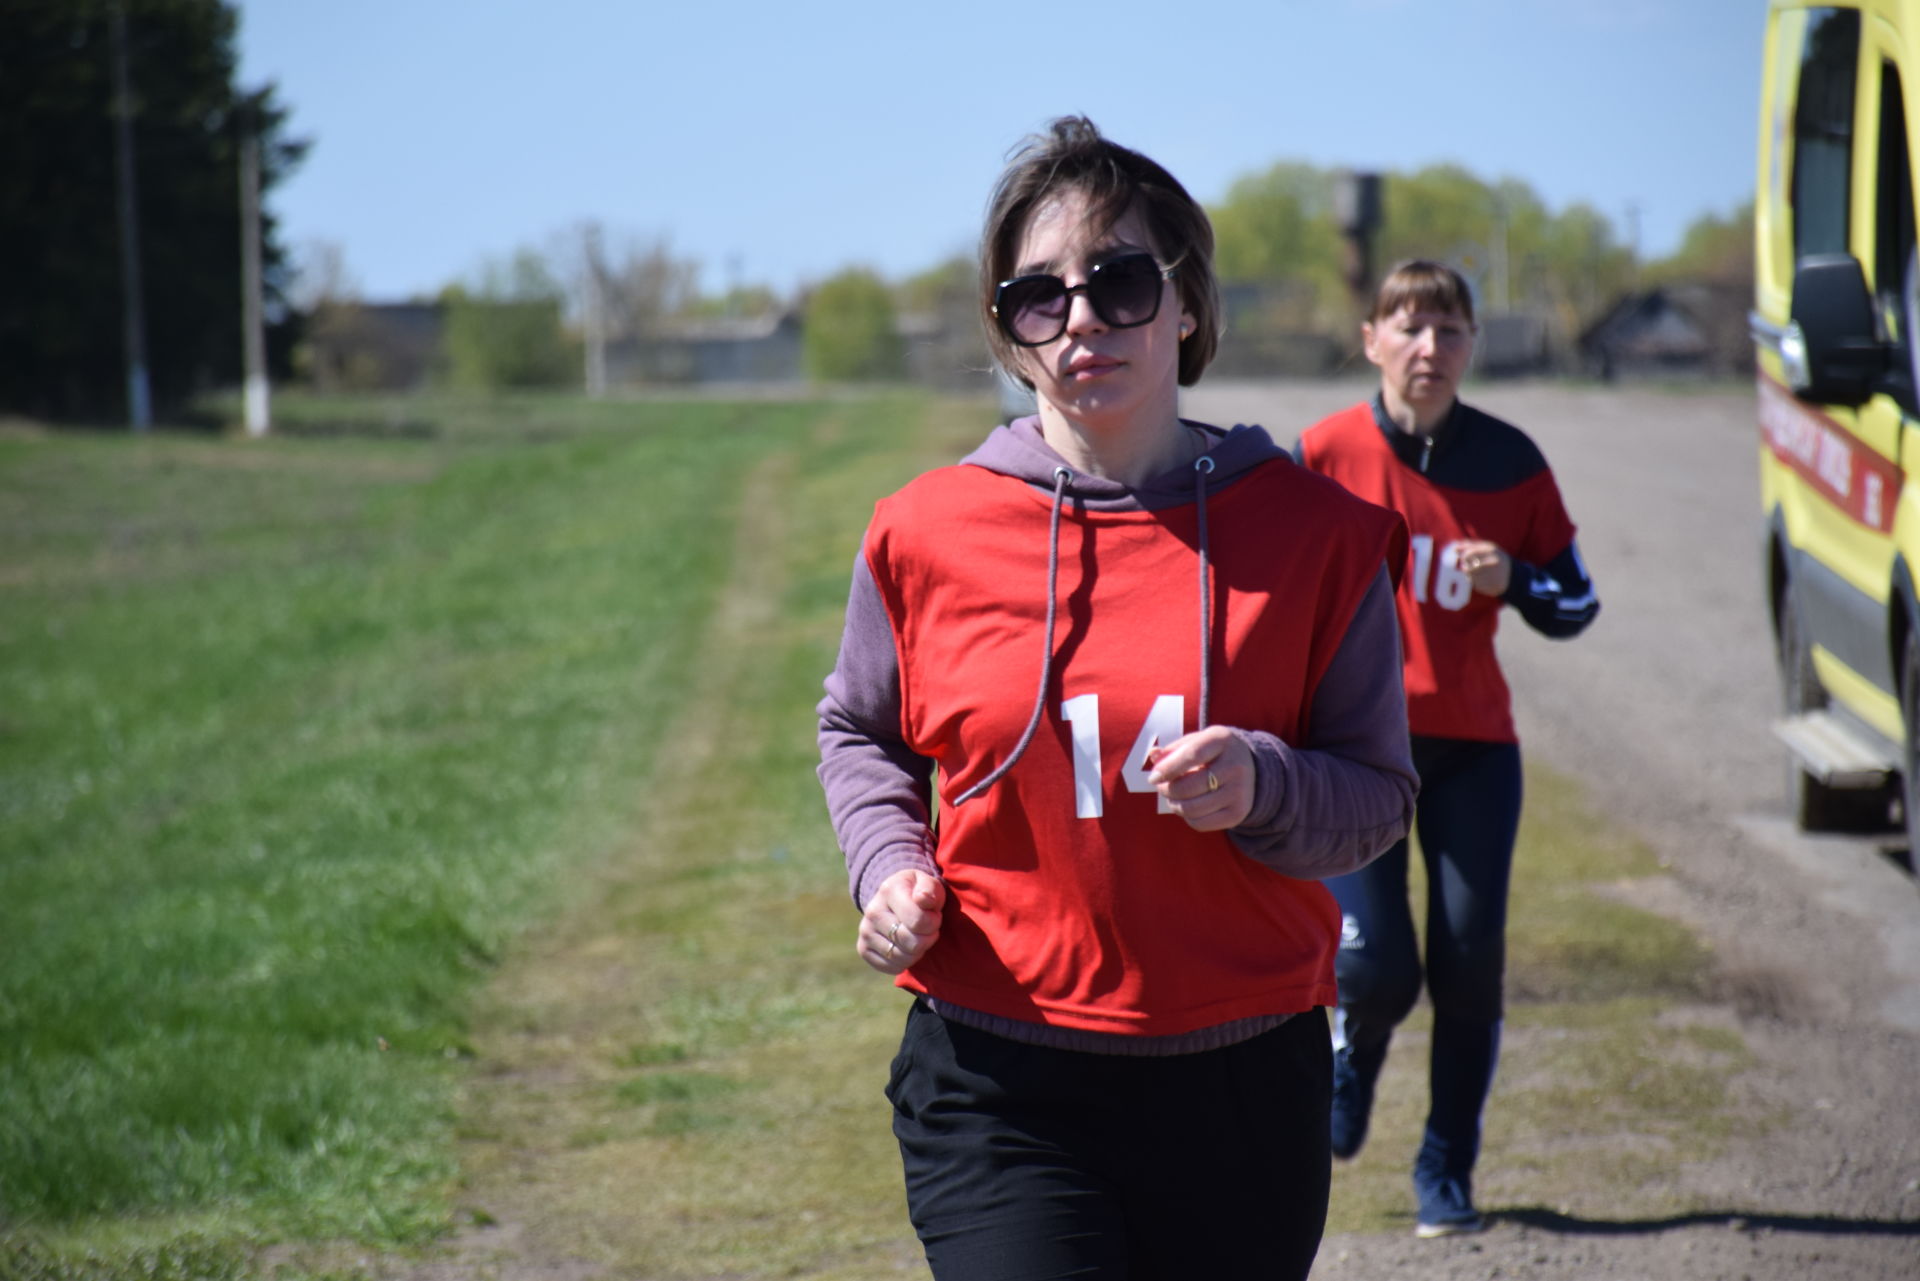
[1413,1172,1485,1239]
[1329,1044,1378,1159]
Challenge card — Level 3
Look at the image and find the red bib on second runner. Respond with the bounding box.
[1300,403,1576,743]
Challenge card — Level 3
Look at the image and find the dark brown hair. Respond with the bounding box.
[1368,259,1478,326]
[979,116,1221,388]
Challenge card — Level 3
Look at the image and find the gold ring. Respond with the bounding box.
[887,938,900,960]
[1207,770,1220,792]
[887,922,901,946]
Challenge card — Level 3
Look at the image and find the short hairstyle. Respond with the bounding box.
[1368,259,1478,326]
[979,116,1221,388]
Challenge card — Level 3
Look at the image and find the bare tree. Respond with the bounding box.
[290,237,359,314]
[292,239,387,392]
[561,223,702,340]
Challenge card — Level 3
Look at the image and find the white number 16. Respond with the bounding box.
[1409,535,1473,611]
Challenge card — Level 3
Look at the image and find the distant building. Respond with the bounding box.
[899,307,994,393]
[614,312,803,385]
[1211,282,1346,379]
[302,302,444,391]
[1579,283,1754,381]
[297,300,999,395]
[1473,311,1553,378]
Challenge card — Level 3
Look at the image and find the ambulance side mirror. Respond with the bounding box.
[1788,254,1887,408]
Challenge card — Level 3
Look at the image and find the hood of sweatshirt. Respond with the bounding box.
[959,415,1290,510]
[945,414,1289,806]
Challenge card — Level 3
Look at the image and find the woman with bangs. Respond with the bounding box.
[817,116,1416,1278]
[1297,260,1600,1238]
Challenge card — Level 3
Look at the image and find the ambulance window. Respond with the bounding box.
[1875,62,1917,414]
[1792,8,1860,260]
[1876,65,1913,303]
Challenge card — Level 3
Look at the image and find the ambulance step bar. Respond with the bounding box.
[1773,711,1901,789]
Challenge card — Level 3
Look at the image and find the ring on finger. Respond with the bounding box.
[887,921,901,947]
[1206,770,1220,793]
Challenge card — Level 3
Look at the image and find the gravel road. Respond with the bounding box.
[1184,379,1920,1280]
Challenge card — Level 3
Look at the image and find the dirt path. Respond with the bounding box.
[1185,379,1920,1280]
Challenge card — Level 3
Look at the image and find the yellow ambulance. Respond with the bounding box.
[1754,0,1920,839]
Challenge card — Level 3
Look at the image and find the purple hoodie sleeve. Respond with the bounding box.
[1227,566,1415,878]
[816,547,940,908]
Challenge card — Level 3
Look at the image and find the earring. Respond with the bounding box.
[1179,324,1192,341]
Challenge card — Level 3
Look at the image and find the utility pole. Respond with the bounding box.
[111,2,152,431]
[1490,191,1511,313]
[238,100,270,437]
[1334,170,1384,332]
[1625,201,1642,286]
[583,223,607,398]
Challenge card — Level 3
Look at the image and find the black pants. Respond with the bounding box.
[886,1000,1331,1280]
[1326,735,1523,1179]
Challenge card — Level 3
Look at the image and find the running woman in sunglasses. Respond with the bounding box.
[1296,260,1600,1238]
[817,116,1416,1279]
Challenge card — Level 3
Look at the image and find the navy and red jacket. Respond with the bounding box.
[1298,396,1599,743]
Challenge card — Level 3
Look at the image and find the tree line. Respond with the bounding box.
[370,169,1750,391]
[275,159,1763,391]
[3,0,304,422]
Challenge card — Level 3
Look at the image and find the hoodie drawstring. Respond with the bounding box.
[953,464,1074,806]
[953,454,1217,806]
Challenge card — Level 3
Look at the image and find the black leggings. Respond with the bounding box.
[886,1000,1332,1280]
[1326,735,1523,1175]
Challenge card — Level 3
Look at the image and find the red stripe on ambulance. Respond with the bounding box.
[1759,375,1899,533]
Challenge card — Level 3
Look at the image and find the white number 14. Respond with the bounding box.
[1059,693,1186,818]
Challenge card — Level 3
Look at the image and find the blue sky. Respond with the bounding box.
[235,0,1766,303]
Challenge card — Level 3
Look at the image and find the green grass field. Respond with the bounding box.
[0,392,921,1276]
[1,392,1756,1279]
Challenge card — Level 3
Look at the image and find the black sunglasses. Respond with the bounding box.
[992,252,1176,347]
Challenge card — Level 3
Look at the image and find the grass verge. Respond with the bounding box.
[0,392,902,1274]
